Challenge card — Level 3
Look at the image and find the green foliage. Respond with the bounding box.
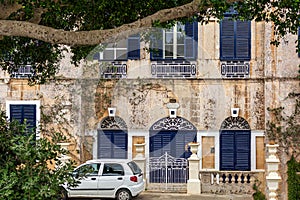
[266,93,300,154]
[252,183,266,200]
[0,0,299,83]
[287,156,300,200]
[0,36,62,84]
[0,110,76,200]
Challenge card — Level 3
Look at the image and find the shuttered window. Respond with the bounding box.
[150,21,198,60]
[220,130,251,171]
[9,104,36,130]
[98,130,128,159]
[93,35,140,61]
[220,18,251,61]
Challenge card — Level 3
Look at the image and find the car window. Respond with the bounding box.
[74,163,101,176]
[127,161,142,175]
[102,163,124,176]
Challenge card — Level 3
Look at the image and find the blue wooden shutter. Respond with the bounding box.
[235,131,251,170]
[98,130,128,159]
[127,35,140,59]
[93,52,100,60]
[98,130,113,158]
[184,21,198,60]
[220,18,251,60]
[150,29,163,60]
[10,104,36,130]
[220,19,235,60]
[236,20,251,60]
[174,131,197,158]
[150,131,174,157]
[113,130,128,159]
[220,131,235,170]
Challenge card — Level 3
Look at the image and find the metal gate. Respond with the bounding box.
[147,152,188,192]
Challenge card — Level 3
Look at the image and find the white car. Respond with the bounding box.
[61,160,145,200]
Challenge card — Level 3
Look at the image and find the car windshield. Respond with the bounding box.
[127,161,142,175]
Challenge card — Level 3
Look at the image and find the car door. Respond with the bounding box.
[68,163,101,197]
[98,163,125,197]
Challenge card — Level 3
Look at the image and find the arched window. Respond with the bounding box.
[220,116,251,171]
[98,116,128,159]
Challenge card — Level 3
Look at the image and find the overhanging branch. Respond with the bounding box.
[0,0,202,46]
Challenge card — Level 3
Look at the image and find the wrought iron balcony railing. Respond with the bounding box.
[221,61,250,78]
[151,61,196,78]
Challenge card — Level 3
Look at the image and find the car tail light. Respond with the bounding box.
[130,176,138,182]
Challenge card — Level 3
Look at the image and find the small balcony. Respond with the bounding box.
[10,65,33,79]
[221,61,250,78]
[151,61,196,78]
[100,62,127,79]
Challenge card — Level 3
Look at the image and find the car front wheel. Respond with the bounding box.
[116,189,132,200]
[57,187,68,200]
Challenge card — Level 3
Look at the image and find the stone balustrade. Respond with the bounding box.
[200,171,265,195]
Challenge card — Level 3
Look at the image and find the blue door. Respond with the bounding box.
[150,130,196,159]
[220,130,251,171]
[149,130,196,183]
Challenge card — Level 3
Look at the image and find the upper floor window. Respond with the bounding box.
[150,21,198,60]
[220,17,251,61]
[93,35,140,61]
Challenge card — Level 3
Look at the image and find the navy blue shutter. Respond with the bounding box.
[98,130,128,159]
[127,35,140,59]
[235,131,251,170]
[236,20,251,60]
[220,18,251,60]
[220,130,251,171]
[150,131,174,157]
[150,131,196,158]
[93,52,100,60]
[220,131,235,170]
[150,29,164,60]
[184,21,198,60]
[220,19,235,60]
[98,130,113,158]
[113,131,128,159]
[174,132,185,157]
[10,104,36,130]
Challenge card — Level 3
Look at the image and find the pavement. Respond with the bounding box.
[135,191,253,200]
[82,191,253,200]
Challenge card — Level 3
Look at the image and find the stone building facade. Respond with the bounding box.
[0,18,299,198]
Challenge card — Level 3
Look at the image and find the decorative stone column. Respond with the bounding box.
[133,143,146,183]
[187,142,201,194]
[266,144,281,200]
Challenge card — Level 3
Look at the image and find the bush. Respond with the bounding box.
[0,111,76,200]
[287,156,300,200]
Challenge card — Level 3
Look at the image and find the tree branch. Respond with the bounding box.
[0,0,203,46]
[0,2,22,20]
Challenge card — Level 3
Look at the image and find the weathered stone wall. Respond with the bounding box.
[0,20,299,198]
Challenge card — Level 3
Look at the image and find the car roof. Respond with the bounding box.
[85,159,133,164]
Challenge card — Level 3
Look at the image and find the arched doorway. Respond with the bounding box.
[97,116,128,159]
[149,117,197,158]
[148,117,196,189]
[219,116,251,171]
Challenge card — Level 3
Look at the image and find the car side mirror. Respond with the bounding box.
[72,171,79,179]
